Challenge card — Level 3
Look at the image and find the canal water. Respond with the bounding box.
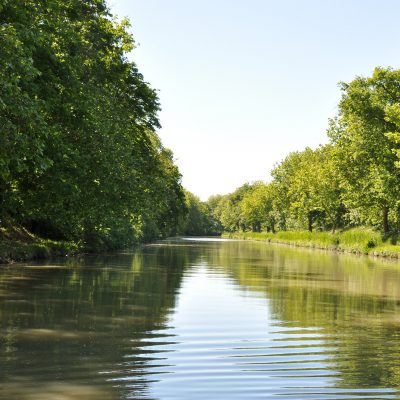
[1,238,400,399]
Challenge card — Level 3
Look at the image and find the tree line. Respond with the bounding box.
[0,0,187,250]
[194,67,400,237]
[3,2,400,244]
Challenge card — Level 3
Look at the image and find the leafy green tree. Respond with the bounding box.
[271,146,344,232]
[205,67,400,237]
[0,0,186,248]
[272,149,320,231]
[178,191,220,236]
[0,1,51,221]
[328,67,400,234]
[240,182,276,232]
[205,194,225,234]
[217,183,254,232]
[311,145,346,232]
[385,105,400,166]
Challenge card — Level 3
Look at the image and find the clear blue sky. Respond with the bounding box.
[109,0,400,200]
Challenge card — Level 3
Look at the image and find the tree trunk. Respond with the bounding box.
[307,212,313,232]
[252,222,261,232]
[383,205,389,235]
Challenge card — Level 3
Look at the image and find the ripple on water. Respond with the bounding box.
[2,240,400,399]
[115,317,398,399]
[0,383,117,400]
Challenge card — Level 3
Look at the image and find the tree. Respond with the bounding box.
[178,191,221,236]
[272,149,320,232]
[240,182,276,232]
[328,67,400,234]
[217,183,254,232]
[311,145,345,232]
[0,1,51,221]
[0,0,186,248]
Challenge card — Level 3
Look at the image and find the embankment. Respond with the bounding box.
[0,225,77,264]
[223,229,400,259]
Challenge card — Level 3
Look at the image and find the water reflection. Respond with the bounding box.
[207,241,400,396]
[0,239,400,399]
[0,246,192,399]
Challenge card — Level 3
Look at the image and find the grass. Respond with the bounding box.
[338,227,382,253]
[0,240,78,264]
[223,228,400,258]
[224,231,338,249]
[370,244,400,259]
[0,223,78,264]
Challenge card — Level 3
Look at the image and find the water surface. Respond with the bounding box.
[1,238,400,399]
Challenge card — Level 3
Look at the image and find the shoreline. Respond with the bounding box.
[222,231,400,260]
[0,240,78,265]
[4,230,400,264]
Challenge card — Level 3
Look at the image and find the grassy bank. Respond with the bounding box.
[223,228,400,259]
[0,224,78,264]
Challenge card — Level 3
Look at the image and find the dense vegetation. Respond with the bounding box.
[2,1,400,257]
[204,67,400,244]
[177,191,222,236]
[0,0,186,251]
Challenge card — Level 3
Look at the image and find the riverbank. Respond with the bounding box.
[223,229,400,259]
[0,225,77,264]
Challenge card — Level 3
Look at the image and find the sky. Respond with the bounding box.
[109,0,400,200]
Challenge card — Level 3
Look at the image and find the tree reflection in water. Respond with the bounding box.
[1,239,400,399]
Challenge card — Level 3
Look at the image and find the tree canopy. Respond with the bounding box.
[206,67,400,237]
[0,0,186,249]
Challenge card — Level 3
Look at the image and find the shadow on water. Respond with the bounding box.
[0,244,200,399]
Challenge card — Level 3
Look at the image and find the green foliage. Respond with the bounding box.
[224,227,400,256]
[274,231,339,248]
[0,236,78,264]
[225,231,338,249]
[271,146,345,232]
[212,67,400,241]
[0,0,186,250]
[178,191,221,236]
[329,67,400,233]
[339,228,382,253]
[385,103,400,168]
[371,244,400,258]
[240,182,277,232]
[3,5,400,256]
